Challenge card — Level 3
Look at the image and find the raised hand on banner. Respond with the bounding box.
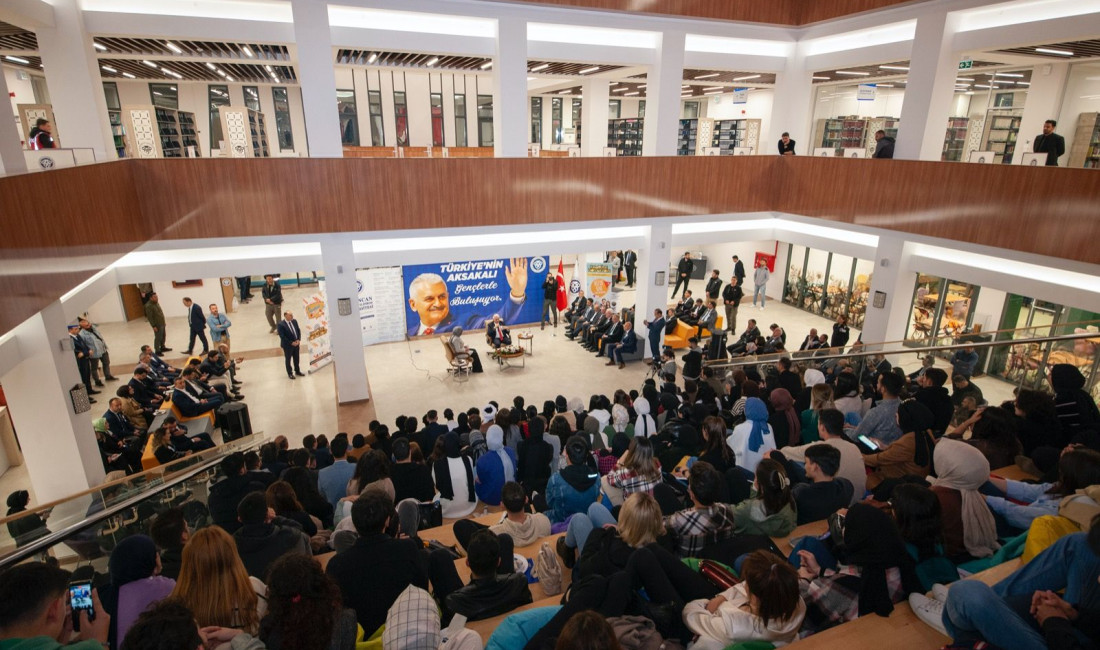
[505,258,528,300]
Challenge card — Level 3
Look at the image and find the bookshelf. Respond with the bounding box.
[710,119,761,154]
[1068,113,1100,169]
[104,86,126,158]
[121,105,193,158]
[677,119,698,155]
[981,111,1022,164]
[219,106,272,158]
[606,118,643,156]
[177,111,201,157]
[942,117,969,162]
[814,117,867,154]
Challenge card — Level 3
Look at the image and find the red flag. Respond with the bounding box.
[556,259,568,311]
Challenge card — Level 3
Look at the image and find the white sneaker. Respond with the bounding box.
[909,593,948,636]
[931,583,950,603]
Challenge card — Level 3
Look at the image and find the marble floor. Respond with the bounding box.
[1,285,1018,505]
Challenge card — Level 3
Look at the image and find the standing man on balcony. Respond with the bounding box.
[263,274,284,334]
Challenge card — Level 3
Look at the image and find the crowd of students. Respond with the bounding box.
[2,349,1099,650]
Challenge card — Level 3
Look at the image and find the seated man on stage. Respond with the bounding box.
[487,314,512,349]
[594,314,623,357]
[605,321,638,369]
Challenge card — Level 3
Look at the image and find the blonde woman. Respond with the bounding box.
[602,437,661,506]
[799,383,836,444]
[171,526,267,634]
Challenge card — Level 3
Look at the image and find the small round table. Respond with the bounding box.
[517,332,534,355]
[492,350,526,370]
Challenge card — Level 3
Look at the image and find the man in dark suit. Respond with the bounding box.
[486,314,512,348]
[606,321,638,368]
[583,309,612,350]
[418,410,449,452]
[722,276,743,333]
[129,367,164,409]
[564,291,586,326]
[672,252,695,299]
[595,314,623,357]
[278,311,305,379]
[623,250,637,287]
[1033,119,1066,166]
[643,309,666,362]
[182,297,209,355]
[104,397,137,440]
[705,269,722,302]
[69,323,98,402]
[697,300,719,336]
[567,300,597,339]
[732,255,746,287]
[171,377,219,418]
[727,318,761,356]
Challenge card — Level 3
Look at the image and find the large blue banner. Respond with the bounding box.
[403,256,550,337]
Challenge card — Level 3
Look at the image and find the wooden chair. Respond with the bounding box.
[441,336,471,381]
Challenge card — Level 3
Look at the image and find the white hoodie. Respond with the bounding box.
[684,582,806,650]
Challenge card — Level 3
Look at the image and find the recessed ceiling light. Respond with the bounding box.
[956,77,974,82]
[877,83,894,87]
[1035,47,1073,56]
[579,66,599,74]
[639,84,646,88]
[101,65,116,73]
[122,72,135,78]
[143,60,158,68]
[695,73,720,79]
[527,76,535,81]
[613,87,627,92]
[994,72,1024,78]
[205,62,217,70]
[703,86,724,91]
[609,82,618,86]
[480,61,493,69]
[836,70,871,76]
[705,89,723,95]
[530,63,549,72]
[226,75,235,81]
[558,89,571,94]
[879,65,909,71]
[426,57,439,66]
[681,84,689,88]
[734,74,760,81]
[242,45,254,58]
[625,91,639,96]
[812,76,830,80]
[5,56,30,64]
[217,70,227,77]
[265,65,273,72]
[367,52,378,63]
[974,84,993,88]
[93,42,107,51]
[1017,82,1030,86]
[165,41,183,54]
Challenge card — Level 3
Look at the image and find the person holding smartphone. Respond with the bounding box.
[0,561,109,648]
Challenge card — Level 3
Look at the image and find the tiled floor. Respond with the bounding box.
[1,285,1018,504]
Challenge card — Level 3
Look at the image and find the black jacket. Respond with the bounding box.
[542,277,558,300]
[677,257,695,278]
[209,473,269,533]
[831,323,850,348]
[1033,132,1065,166]
[233,518,310,579]
[722,284,743,306]
[517,437,553,493]
[445,573,533,621]
[872,136,895,159]
[705,277,722,300]
[792,479,854,524]
[915,386,954,436]
[682,348,703,379]
[327,534,428,635]
[159,546,183,580]
[391,462,437,502]
[262,282,284,305]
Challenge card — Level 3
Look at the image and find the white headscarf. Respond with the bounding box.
[803,369,826,388]
[486,424,514,483]
[633,397,656,438]
[930,438,1000,558]
[611,404,630,433]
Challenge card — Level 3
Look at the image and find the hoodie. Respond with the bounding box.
[233,518,311,579]
[873,136,895,159]
[544,464,599,523]
[914,385,954,435]
[490,512,552,547]
[208,474,269,533]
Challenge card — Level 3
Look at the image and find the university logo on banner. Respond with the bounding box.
[403,256,549,337]
[586,262,613,300]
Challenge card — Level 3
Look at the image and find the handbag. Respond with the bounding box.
[827,510,847,555]
[532,541,563,596]
[698,559,740,590]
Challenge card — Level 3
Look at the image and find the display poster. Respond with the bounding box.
[732,88,749,104]
[356,267,407,346]
[402,256,549,336]
[586,262,613,300]
[857,84,877,101]
[301,283,332,372]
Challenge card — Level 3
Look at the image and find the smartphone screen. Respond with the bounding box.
[858,435,879,451]
[69,581,94,632]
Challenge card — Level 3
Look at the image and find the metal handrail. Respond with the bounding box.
[0,434,265,569]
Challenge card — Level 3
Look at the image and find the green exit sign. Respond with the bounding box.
[959,60,973,70]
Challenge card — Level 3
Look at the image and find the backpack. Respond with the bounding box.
[597,449,618,476]
[532,541,563,596]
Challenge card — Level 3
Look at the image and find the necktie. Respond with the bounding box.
[424,327,434,335]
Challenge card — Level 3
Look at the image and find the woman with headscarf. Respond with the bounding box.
[795,368,827,413]
[475,424,518,506]
[927,437,999,560]
[726,397,777,475]
[604,403,634,444]
[587,395,611,432]
[767,388,801,448]
[5,490,50,548]
[864,400,937,491]
[432,433,477,518]
[555,396,577,431]
[633,396,657,439]
[447,326,483,373]
[102,534,176,649]
[518,416,555,494]
[1050,363,1100,442]
[795,503,923,633]
[584,416,607,451]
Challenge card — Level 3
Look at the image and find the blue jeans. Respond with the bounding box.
[944,532,1100,647]
[753,285,766,306]
[565,502,616,551]
[787,535,838,572]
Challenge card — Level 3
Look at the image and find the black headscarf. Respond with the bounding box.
[841,503,923,617]
[897,400,935,469]
[102,535,159,646]
[433,433,474,502]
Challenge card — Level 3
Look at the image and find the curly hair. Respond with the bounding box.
[259,554,342,650]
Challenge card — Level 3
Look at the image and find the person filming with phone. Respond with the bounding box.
[0,561,110,648]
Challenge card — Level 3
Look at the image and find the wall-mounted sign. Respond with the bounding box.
[857,84,877,101]
[958,58,973,70]
[732,88,748,104]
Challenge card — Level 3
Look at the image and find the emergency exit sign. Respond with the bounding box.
[958,59,973,70]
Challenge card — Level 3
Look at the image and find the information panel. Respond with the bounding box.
[356,267,407,346]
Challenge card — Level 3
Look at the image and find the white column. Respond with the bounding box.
[291,0,343,157]
[34,0,116,161]
[581,78,610,157]
[0,68,28,175]
[493,17,528,157]
[1016,62,1070,165]
[895,9,961,161]
[642,30,685,156]
[318,238,370,403]
[2,302,105,502]
[859,234,914,349]
[634,223,674,359]
[768,43,814,155]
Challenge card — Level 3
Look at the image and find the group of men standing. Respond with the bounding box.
[670,253,772,336]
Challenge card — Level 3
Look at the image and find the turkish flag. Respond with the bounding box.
[556,259,567,311]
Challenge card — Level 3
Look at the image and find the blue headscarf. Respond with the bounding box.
[744,397,770,453]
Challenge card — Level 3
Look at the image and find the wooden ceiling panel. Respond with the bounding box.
[995,39,1100,60]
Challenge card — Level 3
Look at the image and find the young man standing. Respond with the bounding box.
[722,276,743,334]
[672,251,695,299]
[262,274,284,333]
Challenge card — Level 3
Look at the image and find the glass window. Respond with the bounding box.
[683,101,700,119]
[824,254,855,321]
[783,244,808,308]
[639,100,646,118]
[243,86,260,111]
[609,99,621,119]
[337,89,358,146]
[551,97,563,145]
[207,85,229,150]
[430,92,444,147]
[394,91,409,146]
[103,82,120,110]
[572,98,582,146]
[271,87,294,151]
[454,94,467,147]
[850,259,874,329]
[530,97,542,145]
[803,248,830,314]
[477,94,493,147]
[368,90,384,146]
[151,83,179,110]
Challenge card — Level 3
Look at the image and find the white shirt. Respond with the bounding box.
[779,436,867,504]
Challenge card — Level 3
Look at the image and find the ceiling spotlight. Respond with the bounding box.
[480,61,493,69]
[165,41,183,54]
[93,42,107,51]
[879,65,909,71]
[5,56,30,64]
[242,45,254,58]
[122,72,135,78]
[265,65,273,72]
[217,70,227,77]
[1035,47,1073,56]
[226,75,235,81]
[836,70,871,76]
[101,65,117,73]
[367,52,378,63]
[426,57,439,66]
[530,63,549,72]
[143,60,158,68]
[579,66,599,74]
[734,74,761,81]
[695,73,720,79]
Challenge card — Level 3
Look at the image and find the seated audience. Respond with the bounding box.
[790,444,854,524]
[726,397,777,474]
[1013,388,1066,458]
[390,438,437,503]
[849,372,904,446]
[265,480,318,536]
[171,526,267,634]
[170,377,219,418]
[772,408,865,505]
[554,611,620,650]
[890,483,960,591]
[282,466,335,530]
[433,433,478,519]
[122,599,261,650]
[151,426,190,466]
[912,367,953,437]
[664,461,736,557]
[259,554,358,650]
[475,425,518,506]
[149,507,188,580]
[0,562,109,649]
[101,534,176,650]
[732,458,796,537]
[697,415,735,475]
[951,373,983,409]
[517,417,554,495]
[543,435,599,523]
[318,437,356,511]
[768,387,801,448]
[456,482,550,551]
[604,437,662,505]
[1050,363,1100,441]
[233,492,311,580]
[445,529,533,621]
[864,400,937,491]
[953,405,1023,470]
[984,447,1100,533]
[164,417,215,453]
[799,383,834,444]
[928,437,999,560]
[209,452,270,534]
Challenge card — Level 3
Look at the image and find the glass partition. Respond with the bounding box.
[803,248,830,314]
[783,244,807,307]
[824,254,854,321]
